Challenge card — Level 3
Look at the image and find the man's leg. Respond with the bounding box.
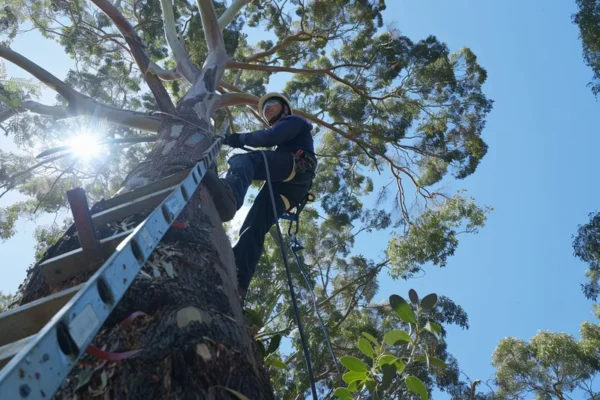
[204,151,294,222]
[234,184,287,295]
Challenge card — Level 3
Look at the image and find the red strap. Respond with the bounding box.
[119,311,148,329]
[171,221,188,229]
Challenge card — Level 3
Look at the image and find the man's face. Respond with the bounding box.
[263,100,284,125]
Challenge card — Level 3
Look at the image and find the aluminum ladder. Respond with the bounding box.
[0,139,221,399]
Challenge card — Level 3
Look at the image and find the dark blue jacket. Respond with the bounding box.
[239,115,315,156]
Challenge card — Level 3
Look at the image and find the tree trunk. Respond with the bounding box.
[18,89,274,400]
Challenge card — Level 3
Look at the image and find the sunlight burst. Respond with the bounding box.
[68,133,103,160]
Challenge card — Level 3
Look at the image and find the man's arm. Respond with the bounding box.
[239,116,306,148]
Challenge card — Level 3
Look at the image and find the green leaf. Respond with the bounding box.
[74,366,94,392]
[405,376,429,400]
[428,357,447,369]
[334,387,353,400]
[396,359,406,374]
[423,321,440,339]
[266,334,281,355]
[378,354,399,367]
[265,356,288,370]
[243,308,264,329]
[216,386,250,400]
[421,293,438,310]
[389,295,416,324]
[358,337,375,358]
[343,370,367,384]
[362,332,379,346]
[384,329,411,346]
[408,289,419,304]
[380,363,396,390]
[340,356,368,372]
[348,380,359,393]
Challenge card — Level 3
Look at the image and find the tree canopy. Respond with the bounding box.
[0,0,495,398]
[573,0,600,97]
[492,322,600,399]
[573,211,600,303]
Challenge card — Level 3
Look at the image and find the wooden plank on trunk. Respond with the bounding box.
[0,286,82,346]
[98,169,189,211]
[91,186,175,227]
[0,335,34,370]
[40,230,133,285]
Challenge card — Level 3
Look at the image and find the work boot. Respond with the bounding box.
[203,169,237,222]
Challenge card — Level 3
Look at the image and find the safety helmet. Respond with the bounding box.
[258,92,293,125]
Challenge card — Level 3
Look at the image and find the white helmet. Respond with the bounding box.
[258,92,293,125]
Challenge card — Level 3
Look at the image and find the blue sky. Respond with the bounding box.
[1,0,599,397]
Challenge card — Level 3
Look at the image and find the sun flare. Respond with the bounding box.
[68,133,103,160]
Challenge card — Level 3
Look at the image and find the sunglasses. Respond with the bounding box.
[262,99,281,113]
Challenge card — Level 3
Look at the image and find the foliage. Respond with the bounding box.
[0,0,495,398]
[573,0,600,97]
[0,290,16,312]
[573,211,600,301]
[492,321,600,399]
[0,59,42,108]
[333,290,444,399]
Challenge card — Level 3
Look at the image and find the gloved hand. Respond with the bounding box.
[223,134,243,148]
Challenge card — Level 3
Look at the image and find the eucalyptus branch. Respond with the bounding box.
[227,61,379,100]
[218,0,251,30]
[148,62,182,81]
[196,0,225,53]
[0,47,79,103]
[246,32,311,62]
[0,101,70,123]
[89,0,176,113]
[158,0,198,82]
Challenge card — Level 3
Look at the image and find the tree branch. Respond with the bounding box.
[0,46,79,103]
[218,0,251,31]
[215,92,259,109]
[0,99,161,133]
[158,0,198,82]
[0,101,68,123]
[89,0,176,113]
[196,0,225,53]
[246,33,310,62]
[227,61,377,99]
[0,47,162,132]
[148,61,182,81]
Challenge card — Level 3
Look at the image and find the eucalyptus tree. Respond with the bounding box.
[0,0,492,398]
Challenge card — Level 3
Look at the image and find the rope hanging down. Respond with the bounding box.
[289,235,342,383]
[259,150,319,400]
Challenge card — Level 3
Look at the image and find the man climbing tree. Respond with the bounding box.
[0,0,493,398]
[206,92,316,300]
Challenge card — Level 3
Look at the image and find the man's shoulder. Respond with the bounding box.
[283,114,312,129]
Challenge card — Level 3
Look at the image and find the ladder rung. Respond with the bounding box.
[91,186,175,227]
[99,168,190,211]
[0,285,82,346]
[0,336,34,370]
[40,230,133,286]
[0,139,220,399]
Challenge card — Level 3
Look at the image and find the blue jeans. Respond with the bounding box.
[227,151,311,291]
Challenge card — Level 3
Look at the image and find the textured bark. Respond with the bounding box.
[17,52,274,400]
[12,0,275,396]
[18,99,275,399]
